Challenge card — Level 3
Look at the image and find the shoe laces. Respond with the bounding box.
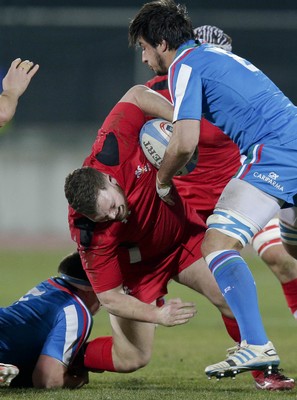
[226,343,240,357]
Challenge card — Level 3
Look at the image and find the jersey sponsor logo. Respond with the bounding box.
[253,171,284,192]
[135,163,151,179]
[268,172,279,180]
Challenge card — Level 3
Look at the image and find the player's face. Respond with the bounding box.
[89,176,129,223]
[139,38,168,76]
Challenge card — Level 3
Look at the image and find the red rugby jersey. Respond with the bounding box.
[68,102,205,293]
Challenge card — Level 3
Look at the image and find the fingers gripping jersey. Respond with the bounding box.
[0,279,92,382]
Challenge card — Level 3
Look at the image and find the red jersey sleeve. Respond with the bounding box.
[145,75,172,102]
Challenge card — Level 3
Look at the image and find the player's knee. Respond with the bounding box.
[206,209,258,249]
[201,231,226,258]
[114,348,152,372]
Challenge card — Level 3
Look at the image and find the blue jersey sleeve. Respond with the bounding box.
[169,50,203,123]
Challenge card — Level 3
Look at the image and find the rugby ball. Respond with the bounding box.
[139,118,198,176]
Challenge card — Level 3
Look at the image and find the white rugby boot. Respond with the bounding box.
[0,363,19,386]
[205,340,280,379]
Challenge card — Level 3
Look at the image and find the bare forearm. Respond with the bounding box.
[0,91,18,127]
[157,146,193,185]
[121,85,173,121]
[100,291,159,323]
[158,119,200,184]
[99,289,196,327]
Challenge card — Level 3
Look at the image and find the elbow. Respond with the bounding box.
[0,112,11,128]
[97,291,115,312]
[97,286,123,313]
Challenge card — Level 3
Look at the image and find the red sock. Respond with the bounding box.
[84,336,115,372]
[282,278,297,317]
[221,314,241,342]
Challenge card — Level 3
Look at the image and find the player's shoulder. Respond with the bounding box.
[145,75,167,88]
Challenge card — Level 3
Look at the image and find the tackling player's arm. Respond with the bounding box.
[120,84,173,122]
[0,58,39,127]
[98,286,196,327]
[82,248,196,326]
[32,354,88,389]
[157,119,200,204]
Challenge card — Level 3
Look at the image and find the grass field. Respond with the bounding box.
[0,249,296,400]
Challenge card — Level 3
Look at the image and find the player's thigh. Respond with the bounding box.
[109,311,156,368]
[215,178,282,229]
[205,178,282,250]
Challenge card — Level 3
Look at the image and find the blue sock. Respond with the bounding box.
[207,249,268,345]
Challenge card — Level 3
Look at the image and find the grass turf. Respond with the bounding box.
[0,249,296,399]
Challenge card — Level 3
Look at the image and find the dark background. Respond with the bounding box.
[1,1,297,125]
[0,1,297,235]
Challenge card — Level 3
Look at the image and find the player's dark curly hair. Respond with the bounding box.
[64,166,107,216]
[129,0,194,50]
[58,252,90,283]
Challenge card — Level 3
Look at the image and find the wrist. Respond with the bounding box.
[156,174,170,188]
[156,175,172,199]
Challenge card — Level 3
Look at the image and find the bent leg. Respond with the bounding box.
[85,311,156,373]
[252,217,297,283]
[202,179,282,346]
[259,243,297,318]
[110,313,156,372]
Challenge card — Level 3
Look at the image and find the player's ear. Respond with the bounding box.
[107,175,118,186]
[160,40,168,52]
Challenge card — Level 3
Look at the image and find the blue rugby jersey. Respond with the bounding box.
[169,40,297,155]
[0,278,92,373]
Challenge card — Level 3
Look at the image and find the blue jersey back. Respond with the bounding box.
[0,278,92,373]
[169,41,297,154]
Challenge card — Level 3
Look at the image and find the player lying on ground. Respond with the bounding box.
[0,252,99,389]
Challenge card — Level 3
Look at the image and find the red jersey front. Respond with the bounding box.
[69,102,206,300]
[146,75,241,221]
